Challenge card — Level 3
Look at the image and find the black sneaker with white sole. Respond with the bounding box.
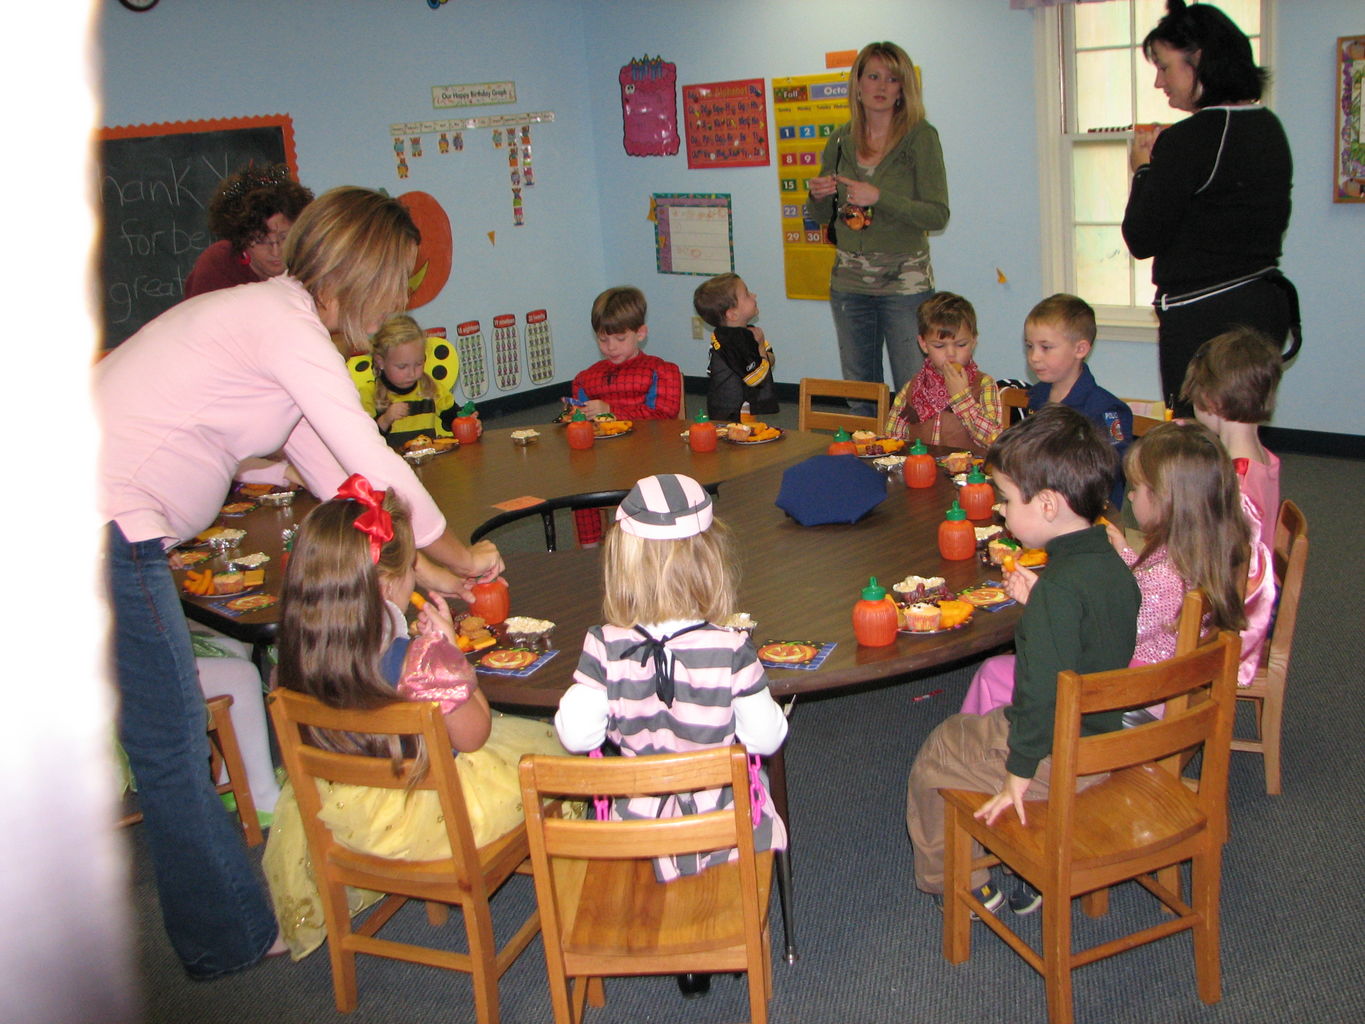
[1008,878,1042,915]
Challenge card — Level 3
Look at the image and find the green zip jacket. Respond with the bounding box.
[805,119,950,257]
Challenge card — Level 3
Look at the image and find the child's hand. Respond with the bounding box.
[1003,563,1038,605]
[974,772,1033,827]
[379,402,411,430]
[941,361,969,396]
[750,324,766,345]
[1102,519,1129,556]
[416,591,458,642]
[580,399,610,418]
[807,174,837,200]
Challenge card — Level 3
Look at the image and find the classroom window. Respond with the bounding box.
[1037,0,1267,339]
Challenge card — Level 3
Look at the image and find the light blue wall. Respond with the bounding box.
[100,0,1361,436]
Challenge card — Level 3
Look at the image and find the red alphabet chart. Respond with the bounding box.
[682,78,770,169]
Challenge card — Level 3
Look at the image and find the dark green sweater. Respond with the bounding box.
[1003,526,1140,779]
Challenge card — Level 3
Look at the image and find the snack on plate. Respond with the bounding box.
[851,430,878,444]
[213,572,245,595]
[974,525,1005,547]
[502,616,556,648]
[747,426,782,441]
[182,570,216,596]
[726,422,753,442]
[942,451,976,474]
[907,603,942,632]
[721,612,756,631]
[892,575,951,604]
[987,537,1021,566]
[242,569,266,588]
[480,648,539,671]
[176,549,213,567]
[854,437,906,457]
[431,437,459,451]
[403,434,439,453]
[595,418,633,436]
[937,600,974,629]
[236,483,275,498]
[1018,548,1048,568]
[220,501,257,516]
[258,490,296,508]
[228,552,270,568]
[510,429,540,446]
[455,615,497,652]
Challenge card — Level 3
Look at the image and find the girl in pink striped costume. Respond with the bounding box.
[555,474,788,883]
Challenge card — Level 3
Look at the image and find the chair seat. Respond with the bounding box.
[555,852,773,962]
[943,763,1207,876]
[328,821,530,899]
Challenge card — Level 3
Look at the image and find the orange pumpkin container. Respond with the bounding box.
[565,411,595,450]
[827,428,857,456]
[688,409,718,452]
[903,439,937,489]
[468,577,510,625]
[959,465,994,520]
[852,576,899,647]
[938,500,976,561]
[452,401,480,445]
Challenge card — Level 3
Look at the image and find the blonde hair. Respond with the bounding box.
[370,314,435,416]
[600,517,737,627]
[1124,421,1250,633]
[284,186,419,354]
[849,42,924,160]
[277,489,427,780]
[1026,293,1097,345]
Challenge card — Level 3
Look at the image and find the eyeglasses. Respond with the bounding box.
[251,231,290,250]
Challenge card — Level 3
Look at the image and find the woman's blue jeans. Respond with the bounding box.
[830,288,933,417]
[106,523,277,978]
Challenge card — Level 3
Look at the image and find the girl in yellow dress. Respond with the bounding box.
[263,475,567,959]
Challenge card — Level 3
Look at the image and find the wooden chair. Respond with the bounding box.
[119,694,263,847]
[469,490,630,552]
[519,746,774,1024]
[796,377,889,434]
[1131,414,1164,437]
[940,634,1241,1024]
[999,386,1030,426]
[1235,499,1308,795]
[268,689,539,1023]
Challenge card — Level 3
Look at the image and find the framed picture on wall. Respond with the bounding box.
[1335,35,1365,202]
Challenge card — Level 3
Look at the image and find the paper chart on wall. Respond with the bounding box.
[524,309,554,384]
[492,314,521,391]
[456,320,488,400]
[771,72,848,300]
[652,194,733,276]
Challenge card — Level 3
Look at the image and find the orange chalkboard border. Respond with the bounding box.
[99,113,299,177]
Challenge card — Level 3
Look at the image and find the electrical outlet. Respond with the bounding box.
[691,316,705,340]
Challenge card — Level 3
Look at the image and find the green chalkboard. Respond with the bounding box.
[98,115,297,348]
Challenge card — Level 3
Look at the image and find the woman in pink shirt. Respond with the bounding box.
[98,187,502,979]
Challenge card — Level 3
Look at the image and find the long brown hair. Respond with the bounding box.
[1124,422,1250,632]
[276,489,425,775]
[848,41,924,160]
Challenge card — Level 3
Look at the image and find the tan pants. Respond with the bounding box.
[906,707,1074,894]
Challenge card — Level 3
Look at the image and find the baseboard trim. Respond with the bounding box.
[1261,426,1364,460]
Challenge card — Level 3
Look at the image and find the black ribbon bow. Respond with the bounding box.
[623,623,710,706]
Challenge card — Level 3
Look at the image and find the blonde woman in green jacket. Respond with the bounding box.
[806,41,950,416]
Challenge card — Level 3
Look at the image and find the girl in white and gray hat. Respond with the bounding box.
[554,473,789,891]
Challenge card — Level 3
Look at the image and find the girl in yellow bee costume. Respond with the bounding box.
[347,315,460,449]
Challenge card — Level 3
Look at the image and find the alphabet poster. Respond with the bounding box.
[682,78,770,169]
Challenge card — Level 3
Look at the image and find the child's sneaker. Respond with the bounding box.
[1008,878,1042,916]
[934,880,1003,919]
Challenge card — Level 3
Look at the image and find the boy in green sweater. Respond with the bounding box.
[905,405,1140,914]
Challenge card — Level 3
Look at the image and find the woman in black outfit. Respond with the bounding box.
[1122,0,1298,414]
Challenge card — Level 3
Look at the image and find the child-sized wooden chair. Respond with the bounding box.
[940,634,1241,1024]
[268,688,540,1024]
[519,746,774,1024]
[797,377,889,434]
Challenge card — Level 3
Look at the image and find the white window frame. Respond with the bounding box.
[1033,1,1275,342]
